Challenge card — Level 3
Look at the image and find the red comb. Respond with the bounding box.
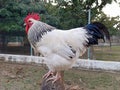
[24,13,40,23]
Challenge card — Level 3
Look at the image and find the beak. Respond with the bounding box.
[24,23,26,26]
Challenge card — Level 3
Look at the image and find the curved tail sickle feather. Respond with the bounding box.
[85,22,111,46]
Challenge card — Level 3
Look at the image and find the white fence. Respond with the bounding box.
[0,54,120,72]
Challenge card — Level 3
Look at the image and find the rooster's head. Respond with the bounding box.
[24,13,40,33]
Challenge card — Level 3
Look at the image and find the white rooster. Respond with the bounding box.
[24,13,110,83]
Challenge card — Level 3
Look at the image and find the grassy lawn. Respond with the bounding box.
[94,46,120,61]
[0,62,120,90]
[0,45,120,90]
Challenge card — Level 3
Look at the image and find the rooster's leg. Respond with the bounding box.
[43,70,54,79]
[47,71,62,83]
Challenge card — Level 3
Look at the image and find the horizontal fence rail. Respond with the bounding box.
[0,54,120,72]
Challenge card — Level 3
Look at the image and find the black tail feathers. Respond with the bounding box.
[85,22,111,46]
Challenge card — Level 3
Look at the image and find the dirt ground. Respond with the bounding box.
[0,61,120,90]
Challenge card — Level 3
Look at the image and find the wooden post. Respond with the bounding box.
[41,71,65,90]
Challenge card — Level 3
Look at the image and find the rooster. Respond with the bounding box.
[24,13,110,83]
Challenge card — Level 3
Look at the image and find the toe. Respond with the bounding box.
[43,71,53,79]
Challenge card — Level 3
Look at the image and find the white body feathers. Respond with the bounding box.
[28,20,89,72]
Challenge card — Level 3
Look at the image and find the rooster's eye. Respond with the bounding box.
[28,20,31,22]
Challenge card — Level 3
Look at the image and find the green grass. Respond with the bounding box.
[1,62,120,90]
[1,46,120,90]
[65,69,120,90]
[94,46,120,61]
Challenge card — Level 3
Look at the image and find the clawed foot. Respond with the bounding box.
[43,71,62,83]
[43,71,53,79]
[47,72,61,83]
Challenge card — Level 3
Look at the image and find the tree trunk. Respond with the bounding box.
[41,71,65,90]
[1,34,7,52]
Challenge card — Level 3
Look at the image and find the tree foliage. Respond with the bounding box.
[0,0,46,32]
[94,11,120,35]
[0,0,119,36]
